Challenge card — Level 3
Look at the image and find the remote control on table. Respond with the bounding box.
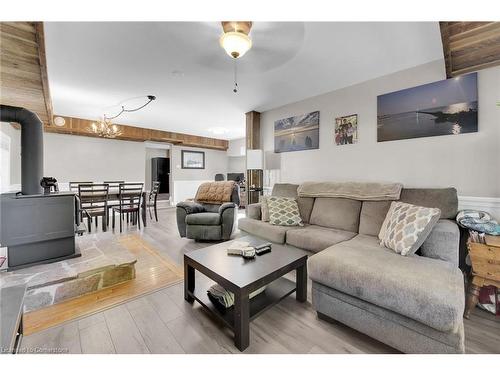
[255,246,271,255]
[254,243,272,250]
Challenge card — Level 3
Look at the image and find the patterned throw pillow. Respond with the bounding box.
[378,201,441,256]
[267,197,303,226]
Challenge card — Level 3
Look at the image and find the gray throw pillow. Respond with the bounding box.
[379,201,441,256]
[267,196,303,227]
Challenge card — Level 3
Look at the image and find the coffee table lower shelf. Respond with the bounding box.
[187,277,296,331]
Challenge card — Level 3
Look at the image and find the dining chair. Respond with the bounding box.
[104,180,125,224]
[112,183,144,233]
[78,183,109,233]
[70,181,94,221]
[147,181,161,222]
[69,181,93,192]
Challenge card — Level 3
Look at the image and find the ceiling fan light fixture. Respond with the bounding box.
[220,31,252,59]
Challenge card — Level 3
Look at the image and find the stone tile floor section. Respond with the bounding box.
[0,236,137,313]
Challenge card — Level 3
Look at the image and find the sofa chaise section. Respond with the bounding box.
[308,234,465,340]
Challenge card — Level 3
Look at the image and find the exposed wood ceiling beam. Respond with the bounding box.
[44,116,229,151]
[1,21,228,151]
[439,21,500,78]
[0,21,53,124]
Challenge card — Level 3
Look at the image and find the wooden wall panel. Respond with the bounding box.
[245,110,260,150]
[440,22,500,77]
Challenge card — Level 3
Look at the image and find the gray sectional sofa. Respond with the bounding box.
[238,183,465,353]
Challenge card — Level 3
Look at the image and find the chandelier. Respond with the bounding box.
[88,95,156,138]
[90,118,122,138]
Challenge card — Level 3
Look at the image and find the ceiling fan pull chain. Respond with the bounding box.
[233,59,238,93]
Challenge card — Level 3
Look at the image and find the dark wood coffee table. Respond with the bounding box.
[184,236,308,351]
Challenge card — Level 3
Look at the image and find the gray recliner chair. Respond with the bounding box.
[176,183,240,241]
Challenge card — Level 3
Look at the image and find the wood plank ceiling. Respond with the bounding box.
[440,22,500,78]
[0,22,53,124]
[0,22,228,151]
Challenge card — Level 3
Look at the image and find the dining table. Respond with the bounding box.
[69,188,150,227]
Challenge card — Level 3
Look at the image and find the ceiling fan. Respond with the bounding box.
[219,21,253,59]
[216,21,305,93]
[219,21,253,93]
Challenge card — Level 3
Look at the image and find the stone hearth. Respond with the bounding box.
[0,237,137,313]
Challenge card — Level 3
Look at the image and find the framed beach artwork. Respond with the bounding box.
[377,72,478,142]
[274,111,320,153]
[335,114,358,145]
[181,150,205,169]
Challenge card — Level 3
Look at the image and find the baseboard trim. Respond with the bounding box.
[458,196,500,220]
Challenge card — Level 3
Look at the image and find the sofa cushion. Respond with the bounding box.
[309,197,361,232]
[421,219,460,267]
[286,225,356,253]
[379,202,441,256]
[186,212,221,225]
[238,218,288,243]
[297,197,315,223]
[400,188,458,220]
[271,183,299,198]
[308,234,464,332]
[358,200,392,236]
[261,196,270,222]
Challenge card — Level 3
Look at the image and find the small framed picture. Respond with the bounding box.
[181,150,205,169]
[335,114,358,145]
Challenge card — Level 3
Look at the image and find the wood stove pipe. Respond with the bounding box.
[0,105,43,195]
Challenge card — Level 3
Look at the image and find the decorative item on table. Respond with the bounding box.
[274,111,319,153]
[40,176,59,194]
[207,284,266,309]
[456,210,500,235]
[254,242,272,255]
[334,114,358,145]
[227,241,256,258]
[377,72,477,142]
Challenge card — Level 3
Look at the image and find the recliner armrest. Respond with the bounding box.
[219,202,237,214]
[176,201,206,214]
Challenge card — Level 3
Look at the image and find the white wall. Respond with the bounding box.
[170,145,228,203]
[44,133,146,184]
[227,137,246,157]
[228,156,246,173]
[227,137,246,174]
[261,61,500,198]
[1,126,231,202]
[0,122,21,192]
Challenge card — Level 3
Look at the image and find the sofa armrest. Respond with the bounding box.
[421,219,460,267]
[176,201,206,214]
[246,203,262,220]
